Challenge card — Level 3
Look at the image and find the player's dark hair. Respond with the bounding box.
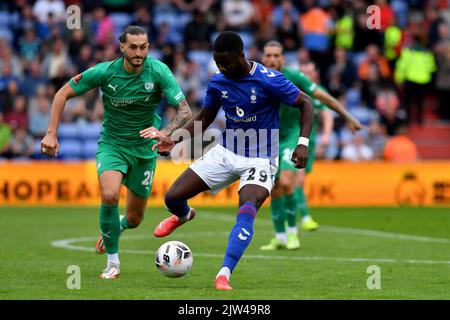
[264,40,284,53]
[213,31,243,53]
[119,25,147,43]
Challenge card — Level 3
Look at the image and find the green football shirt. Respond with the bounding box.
[69,56,185,157]
[280,66,326,141]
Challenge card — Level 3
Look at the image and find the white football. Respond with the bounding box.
[155,241,193,278]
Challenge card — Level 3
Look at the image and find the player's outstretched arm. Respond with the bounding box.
[312,88,363,133]
[40,82,78,158]
[141,106,219,156]
[160,98,193,137]
[291,92,314,169]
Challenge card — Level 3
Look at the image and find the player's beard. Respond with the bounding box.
[125,55,146,67]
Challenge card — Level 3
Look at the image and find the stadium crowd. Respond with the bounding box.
[0,0,449,161]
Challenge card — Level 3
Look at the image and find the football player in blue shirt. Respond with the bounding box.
[140,31,314,290]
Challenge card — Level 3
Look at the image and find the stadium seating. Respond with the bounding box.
[58,123,80,141]
[79,122,102,141]
[82,139,98,159]
[59,139,83,160]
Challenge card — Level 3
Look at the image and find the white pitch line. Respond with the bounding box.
[201,211,450,244]
[50,232,450,265]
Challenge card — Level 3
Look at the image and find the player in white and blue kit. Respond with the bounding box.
[140,32,314,290]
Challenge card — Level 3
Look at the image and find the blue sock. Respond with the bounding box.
[165,194,190,218]
[221,202,257,273]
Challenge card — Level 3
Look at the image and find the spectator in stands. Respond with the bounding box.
[395,34,436,124]
[32,0,66,24]
[18,28,41,63]
[91,6,116,48]
[366,121,388,159]
[12,5,38,43]
[184,10,214,50]
[378,91,407,136]
[8,126,34,159]
[173,0,216,13]
[276,11,301,51]
[102,0,132,13]
[358,44,391,81]
[155,21,181,48]
[383,126,418,162]
[272,0,299,28]
[433,22,450,121]
[222,0,254,32]
[0,45,23,78]
[131,5,156,42]
[72,44,94,74]
[0,77,21,114]
[252,0,274,25]
[375,86,400,116]
[22,59,47,98]
[361,62,384,109]
[376,0,395,31]
[5,95,28,132]
[328,47,357,90]
[0,61,18,95]
[334,6,354,51]
[0,113,12,157]
[68,29,90,60]
[383,15,403,71]
[341,131,374,162]
[29,92,50,139]
[40,38,74,80]
[299,2,333,80]
[175,58,200,99]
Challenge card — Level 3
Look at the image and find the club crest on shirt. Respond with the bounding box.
[250,87,257,103]
[144,82,154,91]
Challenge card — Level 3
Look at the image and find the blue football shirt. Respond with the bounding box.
[203,62,301,163]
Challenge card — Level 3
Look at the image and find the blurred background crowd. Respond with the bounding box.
[0,0,449,161]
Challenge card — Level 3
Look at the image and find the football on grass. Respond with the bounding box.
[155,241,193,278]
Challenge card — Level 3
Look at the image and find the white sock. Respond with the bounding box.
[107,253,120,265]
[216,267,231,280]
[275,233,288,243]
[302,215,312,223]
[287,227,298,235]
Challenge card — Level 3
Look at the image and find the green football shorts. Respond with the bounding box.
[96,141,156,198]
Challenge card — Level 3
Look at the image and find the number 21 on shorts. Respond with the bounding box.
[141,170,154,188]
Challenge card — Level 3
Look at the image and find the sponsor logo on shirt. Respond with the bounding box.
[225,113,257,123]
[109,96,150,107]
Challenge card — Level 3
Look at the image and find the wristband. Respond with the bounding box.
[298,137,309,147]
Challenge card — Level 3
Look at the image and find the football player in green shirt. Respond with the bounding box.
[40,26,192,279]
[260,41,362,250]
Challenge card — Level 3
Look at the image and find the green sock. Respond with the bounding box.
[295,187,309,218]
[270,197,286,233]
[285,192,298,228]
[100,203,121,254]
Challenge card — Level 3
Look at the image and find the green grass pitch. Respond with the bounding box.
[0,206,449,300]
